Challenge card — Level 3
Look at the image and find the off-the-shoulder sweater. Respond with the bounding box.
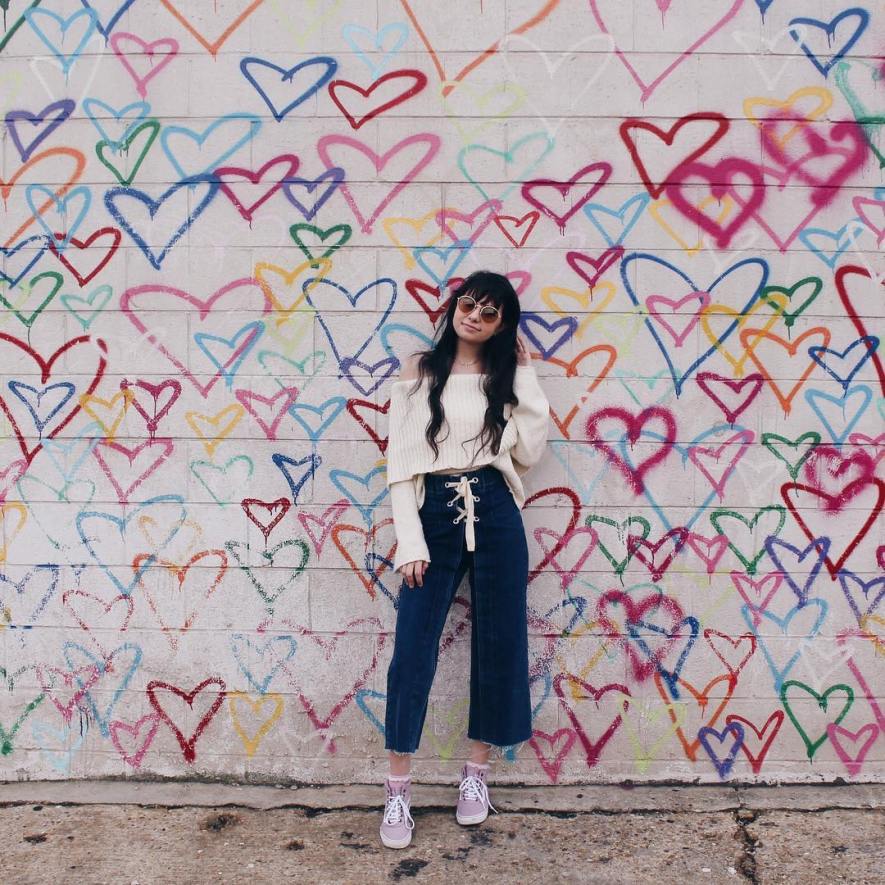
[385,364,550,572]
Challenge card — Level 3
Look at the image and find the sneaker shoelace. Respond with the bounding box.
[458,773,498,813]
[383,789,415,829]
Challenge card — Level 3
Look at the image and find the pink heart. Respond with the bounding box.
[110,33,179,98]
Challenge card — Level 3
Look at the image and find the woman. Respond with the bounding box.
[380,270,550,849]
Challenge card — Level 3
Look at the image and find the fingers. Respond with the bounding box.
[399,560,428,589]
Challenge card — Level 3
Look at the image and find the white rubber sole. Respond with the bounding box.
[456,808,488,825]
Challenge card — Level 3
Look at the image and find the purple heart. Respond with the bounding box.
[521,313,577,360]
[339,356,398,396]
[281,167,345,220]
[698,722,744,779]
[837,569,885,626]
[764,536,830,605]
[6,99,76,162]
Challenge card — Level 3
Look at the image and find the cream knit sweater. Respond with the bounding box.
[385,364,550,571]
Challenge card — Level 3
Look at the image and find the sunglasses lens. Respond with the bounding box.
[457,297,474,313]
[480,308,498,321]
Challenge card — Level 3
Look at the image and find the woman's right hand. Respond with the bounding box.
[398,559,429,588]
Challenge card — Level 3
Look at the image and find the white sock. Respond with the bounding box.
[466,761,489,769]
[387,773,411,781]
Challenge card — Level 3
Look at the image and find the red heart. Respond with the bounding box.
[619,112,729,198]
[49,227,121,286]
[120,378,182,435]
[523,487,582,582]
[835,266,885,398]
[703,628,756,679]
[493,211,539,247]
[584,406,676,494]
[553,673,629,768]
[521,162,611,230]
[566,247,624,289]
[0,333,107,463]
[527,728,577,783]
[241,498,291,542]
[724,711,784,774]
[109,713,161,768]
[347,396,390,454]
[627,528,688,581]
[146,676,226,763]
[214,154,299,221]
[328,70,427,129]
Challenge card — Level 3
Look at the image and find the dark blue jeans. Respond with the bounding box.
[384,465,532,754]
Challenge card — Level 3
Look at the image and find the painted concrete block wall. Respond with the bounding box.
[0,0,882,785]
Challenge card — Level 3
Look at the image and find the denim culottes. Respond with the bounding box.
[384,465,533,754]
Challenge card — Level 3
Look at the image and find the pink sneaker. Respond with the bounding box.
[380,776,415,849]
[456,763,498,825]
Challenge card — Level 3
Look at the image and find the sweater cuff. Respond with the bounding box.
[388,479,431,572]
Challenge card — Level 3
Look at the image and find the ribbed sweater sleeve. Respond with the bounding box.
[511,365,550,471]
[388,479,431,572]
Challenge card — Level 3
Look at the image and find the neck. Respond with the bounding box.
[455,343,483,365]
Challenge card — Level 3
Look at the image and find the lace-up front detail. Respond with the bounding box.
[444,475,481,551]
[383,786,415,830]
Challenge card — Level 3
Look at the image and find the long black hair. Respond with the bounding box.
[403,270,522,461]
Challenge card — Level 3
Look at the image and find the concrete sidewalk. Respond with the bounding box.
[1,781,882,884]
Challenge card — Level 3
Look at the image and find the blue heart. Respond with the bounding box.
[160,113,261,179]
[63,641,142,737]
[627,616,699,699]
[798,219,868,268]
[789,9,870,78]
[24,6,98,72]
[272,452,320,503]
[621,253,769,395]
[5,99,76,162]
[809,337,879,389]
[698,722,744,779]
[76,495,187,595]
[764,536,831,606]
[78,0,135,37]
[0,236,50,287]
[521,313,577,360]
[837,569,885,626]
[411,240,472,287]
[753,0,777,15]
[82,97,150,147]
[332,465,388,524]
[341,22,409,78]
[230,633,297,695]
[240,55,338,121]
[548,440,611,505]
[582,192,649,246]
[355,688,387,737]
[193,322,264,389]
[41,422,103,482]
[0,564,59,626]
[287,397,348,442]
[281,167,345,220]
[104,175,220,269]
[8,380,76,435]
[742,599,828,691]
[805,384,872,445]
[26,184,91,251]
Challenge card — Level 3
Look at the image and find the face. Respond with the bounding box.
[452,292,503,342]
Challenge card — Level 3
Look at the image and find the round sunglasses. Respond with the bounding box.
[456,294,502,323]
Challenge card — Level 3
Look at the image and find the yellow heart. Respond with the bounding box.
[265,0,346,47]
[0,502,27,564]
[254,257,331,315]
[620,695,686,774]
[80,387,134,442]
[426,697,470,760]
[648,195,737,255]
[265,310,314,355]
[228,692,284,757]
[186,404,245,457]
[440,80,527,144]
[699,291,787,378]
[541,281,616,338]
[743,86,832,148]
[382,210,447,270]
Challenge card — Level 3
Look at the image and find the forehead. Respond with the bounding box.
[461,287,501,306]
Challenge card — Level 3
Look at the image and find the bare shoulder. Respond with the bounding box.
[398,352,424,382]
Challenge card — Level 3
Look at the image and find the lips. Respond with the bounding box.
[463,324,480,331]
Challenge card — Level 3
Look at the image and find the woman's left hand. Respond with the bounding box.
[515,333,531,367]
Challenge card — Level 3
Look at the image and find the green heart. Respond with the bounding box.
[760,277,822,328]
[0,666,45,757]
[288,223,352,260]
[585,514,651,576]
[257,349,326,390]
[780,680,854,760]
[224,538,310,614]
[0,1,40,53]
[761,431,821,480]
[709,506,786,575]
[834,60,885,168]
[190,455,254,506]
[96,119,161,186]
[0,271,63,328]
[457,131,555,202]
[60,283,114,330]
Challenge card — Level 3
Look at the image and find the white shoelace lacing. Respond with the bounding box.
[383,791,415,829]
[459,773,498,813]
[445,475,480,551]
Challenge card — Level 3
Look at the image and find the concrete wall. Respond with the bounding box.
[0,0,882,784]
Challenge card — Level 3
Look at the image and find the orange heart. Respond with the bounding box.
[543,345,618,438]
[399,0,562,96]
[1,147,86,247]
[739,326,831,413]
[159,0,264,55]
[331,519,397,600]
